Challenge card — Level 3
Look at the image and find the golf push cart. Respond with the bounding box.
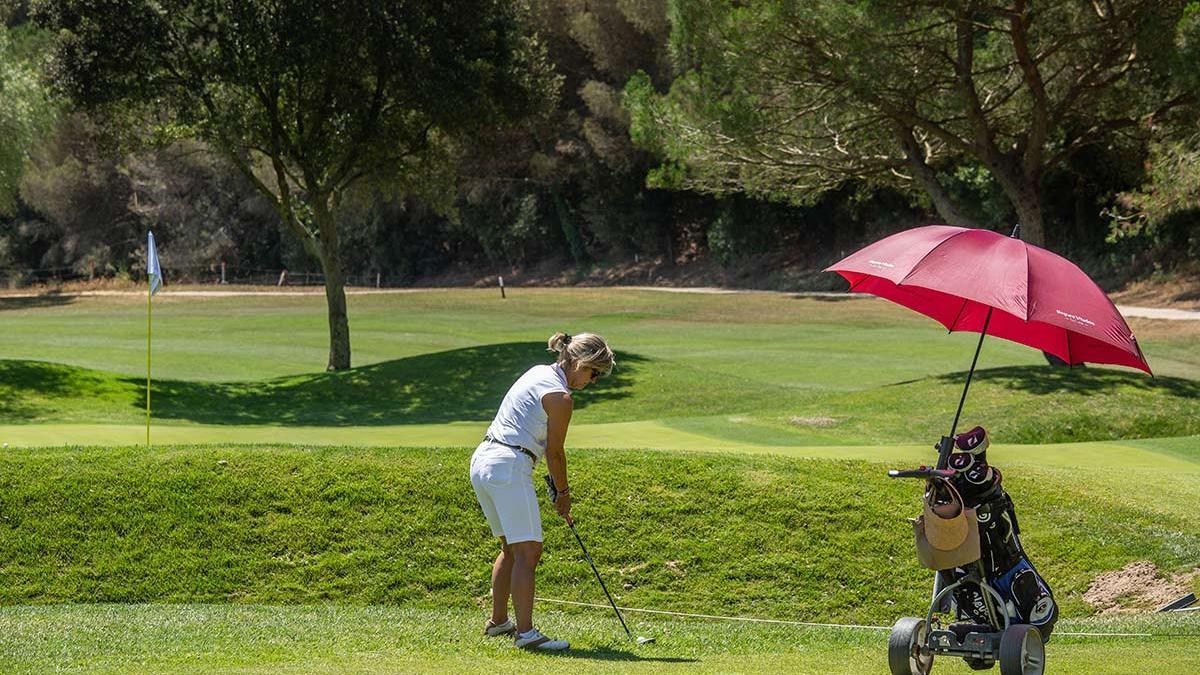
[885,434,1048,675]
[823,226,1141,675]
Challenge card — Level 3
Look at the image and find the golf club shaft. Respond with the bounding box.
[569,523,633,638]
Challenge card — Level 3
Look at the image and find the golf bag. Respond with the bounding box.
[942,427,1058,638]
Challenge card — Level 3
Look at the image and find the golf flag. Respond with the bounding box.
[146,231,160,448]
[147,231,162,295]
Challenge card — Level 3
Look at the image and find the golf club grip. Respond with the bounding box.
[570,524,633,637]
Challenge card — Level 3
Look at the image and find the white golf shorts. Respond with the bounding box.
[469,440,542,544]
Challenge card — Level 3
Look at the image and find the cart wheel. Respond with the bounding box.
[999,624,1045,675]
[888,617,934,675]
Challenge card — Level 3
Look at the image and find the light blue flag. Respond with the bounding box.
[147,231,162,296]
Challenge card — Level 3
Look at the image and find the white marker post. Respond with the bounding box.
[499,276,506,299]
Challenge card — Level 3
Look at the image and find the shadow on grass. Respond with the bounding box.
[795,293,859,302]
[138,342,648,426]
[937,365,1200,398]
[540,647,696,663]
[0,360,110,421]
[0,293,76,311]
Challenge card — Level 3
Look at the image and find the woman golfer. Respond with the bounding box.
[470,331,614,651]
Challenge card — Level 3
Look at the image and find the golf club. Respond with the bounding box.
[545,474,655,645]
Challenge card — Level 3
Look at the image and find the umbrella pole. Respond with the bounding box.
[937,307,994,470]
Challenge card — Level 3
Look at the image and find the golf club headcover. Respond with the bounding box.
[954,426,990,454]
[948,425,999,501]
[544,474,558,503]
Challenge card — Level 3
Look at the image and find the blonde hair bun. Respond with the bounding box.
[547,331,572,354]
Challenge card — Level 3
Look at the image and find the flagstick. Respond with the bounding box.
[146,281,152,449]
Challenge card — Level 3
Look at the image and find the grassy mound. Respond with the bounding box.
[2,445,1196,624]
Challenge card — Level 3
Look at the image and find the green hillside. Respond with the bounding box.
[2,445,1196,623]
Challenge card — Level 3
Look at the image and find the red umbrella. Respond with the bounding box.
[825,225,1151,465]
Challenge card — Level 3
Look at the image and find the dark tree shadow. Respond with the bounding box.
[936,365,1200,398]
[0,293,77,311]
[137,343,648,426]
[0,360,110,421]
[795,293,858,302]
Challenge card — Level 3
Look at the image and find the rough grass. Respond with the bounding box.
[1,445,1196,625]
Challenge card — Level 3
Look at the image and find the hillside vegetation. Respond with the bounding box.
[2,445,1197,624]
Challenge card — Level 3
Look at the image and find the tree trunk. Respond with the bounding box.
[322,261,351,371]
[1009,184,1045,247]
[242,153,353,371]
[894,125,975,229]
[988,160,1046,247]
[313,201,351,371]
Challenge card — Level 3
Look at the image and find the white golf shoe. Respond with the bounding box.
[514,628,569,651]
[484,618,516,637]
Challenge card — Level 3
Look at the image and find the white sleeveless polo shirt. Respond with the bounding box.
[485,363,570,459]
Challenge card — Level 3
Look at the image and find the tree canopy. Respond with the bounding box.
[35,0,557,369]
[0,21,56,216]
[1,1,1196,299]
[628,0,1200,247]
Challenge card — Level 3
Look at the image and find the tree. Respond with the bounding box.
[123,139,286,272]
[35,0,555,369]
[628,0,1200,248]
[18,114,140,276]
[455,0,675,268]
[1109,120,1200,267]
[0,19,56,216]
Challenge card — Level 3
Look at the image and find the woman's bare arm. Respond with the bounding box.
[542,391,574,520]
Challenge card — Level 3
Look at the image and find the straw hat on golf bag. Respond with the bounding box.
[913,477,980,570]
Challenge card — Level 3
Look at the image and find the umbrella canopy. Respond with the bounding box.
[825,225,1150,374]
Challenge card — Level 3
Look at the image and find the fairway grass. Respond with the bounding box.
[2,356,1199,446]
[3,289,1199,447]
[0,604,1195,674]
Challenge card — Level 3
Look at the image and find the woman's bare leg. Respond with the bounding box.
[509,540,544,633]
[490,538,513,624]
